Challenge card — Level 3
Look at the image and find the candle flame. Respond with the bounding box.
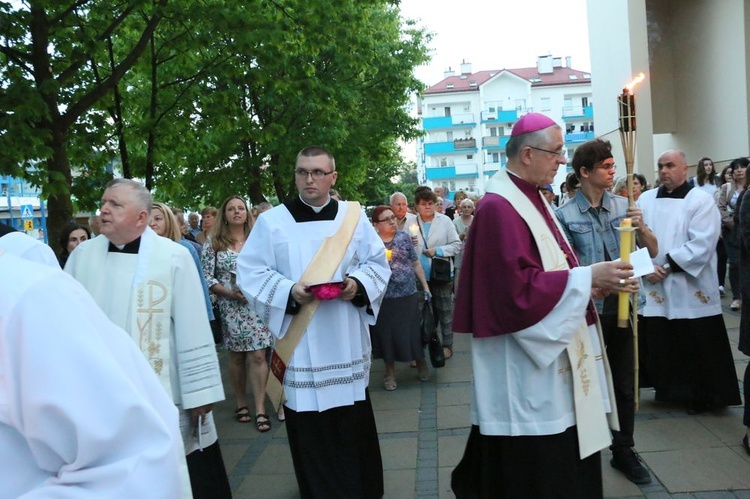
[624,72,646,92]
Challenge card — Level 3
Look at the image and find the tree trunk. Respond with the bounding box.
[46,125,74,255]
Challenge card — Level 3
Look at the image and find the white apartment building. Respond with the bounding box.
[586,0,750,179]
[417,55,594,196]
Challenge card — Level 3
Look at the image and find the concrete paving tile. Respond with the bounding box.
[384,469,416,498]
[436,384,472,407]
[434,365,473,383]
[251,443,296,474]
[234,472,299,498]
[370,385,423,411]
[695,408,745,446]
[437,404,471,431]
[219,442,249,475]
[735,361,747,380]
[601,450,645,497]
[374,407,420,433]
[692,492,739,498]
[642,447,750,493]
[438,466,457,499]
[635,417,721,452]
[380,437,418,470]
[438,434,468,468]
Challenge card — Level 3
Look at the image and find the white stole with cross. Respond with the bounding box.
[485,168,619,459]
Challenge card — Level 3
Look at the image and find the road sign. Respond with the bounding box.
[20,204,34,219]
[23,219,34,231]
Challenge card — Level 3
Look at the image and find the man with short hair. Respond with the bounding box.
[555,138,657,484]
[433,186,454,218]
[237,146,390,498]
[638,149,740,414]
[390,191,415,231]
[188,212,201,237]
[65,178,230,499]
[452,114,634,497]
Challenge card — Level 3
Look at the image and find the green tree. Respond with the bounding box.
[0,1,168,251]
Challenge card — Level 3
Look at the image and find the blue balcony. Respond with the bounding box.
[425,164,479,181]
[562,105,594,120]
[565,131,595,143]
[424,139,478,155]
[481,109,520,124]
[423,113,476,131]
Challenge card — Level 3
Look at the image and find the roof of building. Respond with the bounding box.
[424,66,591,95]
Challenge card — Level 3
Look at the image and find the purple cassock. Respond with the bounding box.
[453,173,596,338]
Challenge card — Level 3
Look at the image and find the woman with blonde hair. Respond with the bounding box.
[150,202,214,323]
[201,196,274,431]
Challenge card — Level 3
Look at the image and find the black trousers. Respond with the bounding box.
[600,315,635,451]
[285,390,383,499]
[186,441,232,499]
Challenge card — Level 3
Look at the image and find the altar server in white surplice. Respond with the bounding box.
[0,250,183,498]
[237,146,390,499]
[65,178,230,499]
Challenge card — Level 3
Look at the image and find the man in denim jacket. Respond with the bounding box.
[556,138,658,485]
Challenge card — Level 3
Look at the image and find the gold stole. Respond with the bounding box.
[267,201,362,411]
[485,168,618,459]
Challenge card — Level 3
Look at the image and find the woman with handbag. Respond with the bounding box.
[411,187,462,359]
[369,206,431,389]
[718,158,749,310]
[201,196,274,431]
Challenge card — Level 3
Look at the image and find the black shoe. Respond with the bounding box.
[610,449,652,485]
[743,435,750,457]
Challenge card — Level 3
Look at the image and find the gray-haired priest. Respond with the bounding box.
[65,178,230,499]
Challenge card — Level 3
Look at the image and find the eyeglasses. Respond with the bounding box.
[595,163,617,171]
[528,146,568,159]
[377,215,397,223]
[295,169,335,180]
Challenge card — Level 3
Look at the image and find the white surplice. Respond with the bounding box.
[637,187,722,319]
[0,251,184,498]
[236,201,391,412]
[65,228,225,455]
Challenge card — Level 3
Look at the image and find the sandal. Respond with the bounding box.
[234,406,252,423]
[443,346,453,360]
[383,375,397,391]
[255,413,271,432]
[417,364,430,381]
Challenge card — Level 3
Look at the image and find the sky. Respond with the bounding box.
[398,0,592,86]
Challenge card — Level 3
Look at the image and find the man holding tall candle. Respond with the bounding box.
[556,138,657,485]
[638,149,741,415]
[451,114,638,498]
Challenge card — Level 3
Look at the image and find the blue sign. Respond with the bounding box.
[20,204,34,219]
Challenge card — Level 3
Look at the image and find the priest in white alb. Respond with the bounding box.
[65,178,230,499]
[237,146,390,498]
[451,114,637,498]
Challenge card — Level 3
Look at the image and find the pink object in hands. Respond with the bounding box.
[309,282,345,300]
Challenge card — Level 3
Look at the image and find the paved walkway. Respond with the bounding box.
[213,295,750,498]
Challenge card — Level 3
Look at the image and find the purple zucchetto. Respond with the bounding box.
[511,113,557,137]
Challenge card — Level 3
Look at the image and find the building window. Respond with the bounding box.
[467,154,473,160]
[440,158,448,167]
[489,127,497,137]
[491,152,499,163]
[541,97,551,111]
[447,131,454,141]
[444,106,451,117]
[582,97,589,107]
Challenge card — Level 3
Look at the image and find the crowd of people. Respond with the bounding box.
[4,129,750,497]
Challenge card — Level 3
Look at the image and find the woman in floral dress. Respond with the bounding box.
[202,196,274,431]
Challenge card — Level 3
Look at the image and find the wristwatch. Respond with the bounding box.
[662,263,671,274]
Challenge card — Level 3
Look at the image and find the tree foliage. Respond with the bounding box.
[0,0,430,248]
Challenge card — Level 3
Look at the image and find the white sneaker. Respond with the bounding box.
[719,285,726,297]
[731,299,741,311]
